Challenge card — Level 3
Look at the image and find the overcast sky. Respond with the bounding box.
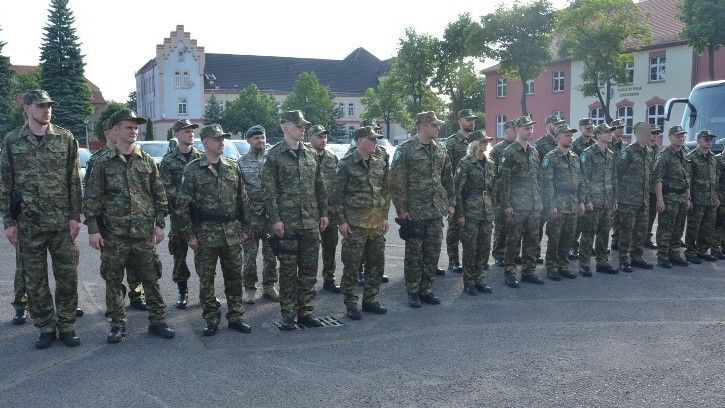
[1,0,568,102]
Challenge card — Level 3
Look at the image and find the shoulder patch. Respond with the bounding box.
[620,150,628,161]
[580,153,587,164]
[542,157,550,168]
[393,149,402,162]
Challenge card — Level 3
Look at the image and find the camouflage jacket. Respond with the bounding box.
[647,144,660,193]
[572,135,594,156]
[617,142,653,207]
[716,152,725,203]
[498,142,542,212]
[261,141,327,230]
[533,134,557,165]
[653,146,689,204]
[158,146,201,212]
[84,145,109,188]
[316,148,339,224]
[176,156,250,247]
[686,148,719,206]
[445,130,475,172]
[454,155,494,221]
[490,139,514,206]
[541,148,582,214]
[237,149,267,216]
[331,149,389,229]
[390,137,454,220]
[608,138,624,157]
[83,145,167,238]
[580,144,617,209]
[0,124,82,230]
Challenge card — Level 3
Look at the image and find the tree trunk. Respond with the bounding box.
[708,45,715,81]
[520,79,528,115]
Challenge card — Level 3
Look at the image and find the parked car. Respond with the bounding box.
[78,147,91,184]
[326,143,350,160]
[666,80,725,153]
[192,140,240,161]
[136,141,170,164]
[231,140,251,156]
[349,138,397,165]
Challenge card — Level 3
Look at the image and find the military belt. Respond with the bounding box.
[197,209,234,223]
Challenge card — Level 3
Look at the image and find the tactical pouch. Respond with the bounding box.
[395,218,419,240]
[267,234,281,257]
[10,188,22,220]
[267,233,299,256]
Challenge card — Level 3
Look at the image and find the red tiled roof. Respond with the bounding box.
[11,65,107,105]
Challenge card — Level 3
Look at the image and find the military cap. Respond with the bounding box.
[514,115,536,128]
[416,111,444,125]
[360,119,382,131]
[632,121,650,131]
[458,109,477,119]
[307,124,330,138]
[172,119,199,134]
[555,124,578,135]
[23,90,55,105]
[609,119,625,129]
[504,120,515,130]
[668,125,686,136]
[280,110,310,126]
[199,123,231,139]
[103,119,114,131]
[578,118,594,128]
[354,126,383,140]
[650,123,662,134]
[545,114,565,125]
[696,129,716,139]
[245,125,266,138]
[593,123,614,135]
[473,129,493,141]
[107,109,147,128]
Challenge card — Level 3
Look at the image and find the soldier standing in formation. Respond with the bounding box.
[685,130,720,263]
[608,119,626,251]
[332,126,390,320]
[499,115,544,287]
[84,109,174,343]
[262,110,329,330]
[490,120,516,266]
[645,128,662,249]
[541,124,584,281]
[390,111,454,308]
[454,135,495,295]
[1,90,82,349]
[534,114,565,264]
[653,126,691,268]
[444,109,479,275]
[308,124,342,293]
[159,119,201,309]
[176,124,251,336]
[715,150,725,259]
[568,118,595,259]
[578,123,618,275]
[238,125,279,304]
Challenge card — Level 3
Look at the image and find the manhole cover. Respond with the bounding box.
[271,315,344,331]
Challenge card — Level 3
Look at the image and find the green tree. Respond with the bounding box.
[393,28,444,117]
[93,101,126,142]
[557,0,651,122]
[223,84,280,138]
[441,62,486,135]
[328,105,348,143]
[203,93,224,126]
[678,0,725,81]
[126,91,137,111]
[361,75,413,138]
[6,67,42,131]
[483,0,554,115]
[282,72,337,132]
[39,0,93,140]
[144,119,154,141]
[0,28,14,134]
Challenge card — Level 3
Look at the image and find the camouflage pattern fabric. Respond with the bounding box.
[616,142,653,263]
[316,149,339,283]
[445,131,479,264]
[489,139,514,262]
[579,144,617,267]
[653,146,689,262]
[685,149,720,256]
[716,153,725,249]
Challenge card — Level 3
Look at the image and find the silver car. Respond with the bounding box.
[135,141,170,164]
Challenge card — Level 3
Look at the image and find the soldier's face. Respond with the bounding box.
[516,124,534,142]
[505,128,516,140]
[613,127,624,139]
[247,134,266,153]
[547,123,560,135]
[284,122,305,142]
[176,128,195,146]
[427,122,441,138]
[115,121,139,144]
[25,103,52,126]
[598,131,612,144]
[697,137,714,150]
[635,128,653,144]
[310,133,328,151]
[670,133,685,148]
[581,126,593,137]
[203,136,225,156]
[557,132,573,148]
[459,117,475,133]
[357,137,376,156]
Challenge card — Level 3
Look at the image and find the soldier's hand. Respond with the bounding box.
[656,199,666,214]
[612,203,618,212]
[382,220,389,234]
[586,202,594,211]
[339,223,351,238]
[240,233,249,245]
[504,207,514,220]
[549,207,559,220]
[154,226,165,244]
[686,199,693,212]
[68,220,81,241]
[4,226,18,247]
[188,238,199,251]
[578,203,586,217]
[320,217,330,231]
[457,217,465,227]
[272,221,285,238]
[448,206,455,217]
[89,233,104,250]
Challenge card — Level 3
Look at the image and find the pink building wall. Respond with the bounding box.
[691,49,725,86]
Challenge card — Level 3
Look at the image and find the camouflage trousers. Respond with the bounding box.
[718,205,725,249]
[168,216,192,283]
[579,207,613,267]
[492,207,507,262]
[504,210,539,277]
[18,227,79,333]
[101,235,166,329]
[278,228,320,319]
[195,243,244,324]
[461,217,492,286]
[446,217,462,264]
[656,198,687,262]
[617,203,648,264]
[611,210,620,245]
[242,221,278,290]
[538,209,548,256]
[12,245,27,310]
[340,227,385,307]
[647,192,658,244]
[685,205,717,257]
[545,212,577,271]
[320,220,339,283]
[404,218,443,295]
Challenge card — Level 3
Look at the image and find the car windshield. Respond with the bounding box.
[326,144,350,159]
[683,84,725,143]
[233,140,250,155]
[138,143,168,158]
[377,138,393,147]
[78,148,91,168]
[193,140,240,160]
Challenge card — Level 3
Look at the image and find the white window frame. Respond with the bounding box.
[552,71,565,93]
[648,104,665,130]
[552,110,565,121]
[339,103,345,117]
[625,62,634,84]
[348,103,354,117]
[617,106,633,136]
[649,56,666,82]
[525,79,535,95]
[173,72,180,88]
[496,78,507,98]
[590,108,605,126]
[178,98,188,116]
[348,126,355,139]
[496,114,507,139]
[182,72,189,88]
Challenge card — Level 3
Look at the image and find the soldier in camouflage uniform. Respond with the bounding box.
[534,115,565,264]
[332,127,390,320]
[616,122,656,272]
[444,109,479,274]
[455,135,495,295]
[645,127,662,249]
[262,110,329,330]
[499,115,545,287]
[0,90,82,349]
[685,130,720,263]
[159,119,201,309]
[176,124,252,336]
[608,119,626,251]
[568,118,595,259]
[308,124,342,293]
[715,150,725,259]
[390,111,454,307]
[653,126,691,268]
[490,121,516,266]
[541,124,584,280]
[578,123,618,276]
[84,109,175,343]
[238,125,278,304]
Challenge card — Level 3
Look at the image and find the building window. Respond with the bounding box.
[648,104,665,130]
[178,98,187,115]
[591,108,605,126]
[625,62,634,84]
[649,55,666,82]
[552,110,565,121]
[552,71,565,93]
[525,79,535,95]
[339,103,345,117]
[617,106,633,135]
[348,103,354,117]
[496,78,507,98]
[174,72,180,88]
[496,114,507,139]
[348,126,355,139]
[182,72,189,88]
